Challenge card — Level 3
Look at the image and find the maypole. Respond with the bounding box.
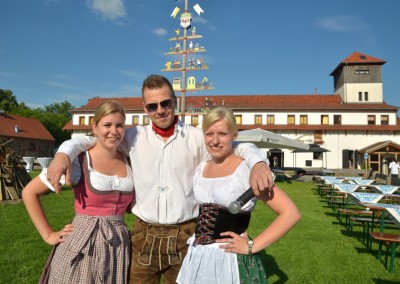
[162,0,214,123]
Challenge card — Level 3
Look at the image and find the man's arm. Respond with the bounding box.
[46,135,96,193]
[233,142,273,194]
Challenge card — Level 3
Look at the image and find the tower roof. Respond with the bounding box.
[330,51,386,76]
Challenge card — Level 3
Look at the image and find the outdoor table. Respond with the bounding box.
[324,179,348,185]
[370,185,400,195]
[352,179,376,186]
[349,192,385,204]
[334,184,360,193]
[344,176,364,180]
[361,203,400,228]
[37,157,53,169]
[360,202,400,272]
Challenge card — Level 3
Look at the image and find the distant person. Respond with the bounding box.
[45,75,274,284]
[389,158,399,184]
[176,107,301,284]
[273,156,278,167]
[22,101,134,283]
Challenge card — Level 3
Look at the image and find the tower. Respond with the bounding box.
[330,51,386,103]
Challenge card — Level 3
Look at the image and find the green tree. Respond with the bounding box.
[39,101,74,147]
[0,89,18,111]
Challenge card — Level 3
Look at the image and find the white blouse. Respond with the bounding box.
[40,151,134,193]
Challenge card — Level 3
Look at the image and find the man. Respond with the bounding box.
[389,158,399,185]
[47,74,273,283]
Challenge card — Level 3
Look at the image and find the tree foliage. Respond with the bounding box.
[0,89,18,111]
[2,89,75,147]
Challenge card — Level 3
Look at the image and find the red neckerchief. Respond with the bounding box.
[152,115,179,138]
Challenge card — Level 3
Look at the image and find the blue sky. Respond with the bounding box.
[1,0,399,109]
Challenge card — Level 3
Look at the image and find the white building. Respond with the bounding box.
[63,51,400,172]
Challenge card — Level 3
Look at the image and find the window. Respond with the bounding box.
[356,69,369,75]
[132,115,139,125]
[191,115,199,126]
[28,142,36,151]
[267,115,275,125]
[235,115,242,125]
[313,152,323,160]
[89,116,94,125]
[300,115,308,125]
[321,115,329,125]
[358,92,369,101]
[381,115,389,125]
[254,114,262,125]
[287,115,295,125]
[143,115,150,125]
[333,115,342,125]
[79,116,85,125]
[314,130,324,144]
[368,115,376,125]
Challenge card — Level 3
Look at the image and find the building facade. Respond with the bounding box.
[0,111,55,158]
[63,52,400,172]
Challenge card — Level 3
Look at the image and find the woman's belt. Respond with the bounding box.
[194,203,251,245]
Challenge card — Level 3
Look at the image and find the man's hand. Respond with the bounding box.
[249,162,273,196]
[46,153,71,193]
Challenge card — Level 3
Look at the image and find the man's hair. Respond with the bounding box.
[202,106,238,135]
[142,74,176,99]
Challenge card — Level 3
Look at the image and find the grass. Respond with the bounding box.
[0,178,399,283]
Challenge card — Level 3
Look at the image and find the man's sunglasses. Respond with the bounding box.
[145,99,174,113]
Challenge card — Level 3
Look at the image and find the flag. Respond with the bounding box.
[193,4,204,16]
[171,7,180,18]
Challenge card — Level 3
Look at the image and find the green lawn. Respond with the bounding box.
[0,179,399,283]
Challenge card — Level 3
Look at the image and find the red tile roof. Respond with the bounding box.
[341,51,386,64]
[0,113,55,141]
[70,94,397,112]
[73,97,144,112]
[64,95,400,132]
[330,51,386,75]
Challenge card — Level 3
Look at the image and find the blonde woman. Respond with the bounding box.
[23,101,134,283]
[177,107,301,284]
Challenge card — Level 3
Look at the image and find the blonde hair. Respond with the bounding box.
[202,106,238,134]
[93,101,126,126]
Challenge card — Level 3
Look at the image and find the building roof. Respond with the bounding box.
[70,94,398,113]
[358,140,400,154]
[63,95,400,132]
[0,113,55,141]
[73,97,144,112]
[330,51,386,76]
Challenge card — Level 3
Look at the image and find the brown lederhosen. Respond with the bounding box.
[130,218,196,284]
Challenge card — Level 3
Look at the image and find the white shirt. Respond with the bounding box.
[58,120,266,224]
[389,161,399,175]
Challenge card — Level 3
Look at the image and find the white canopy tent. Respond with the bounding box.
[236,128,309,150]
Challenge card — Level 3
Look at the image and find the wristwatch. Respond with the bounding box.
[247,240,254,255]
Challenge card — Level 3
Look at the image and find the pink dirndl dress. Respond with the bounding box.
[47,152,134,284]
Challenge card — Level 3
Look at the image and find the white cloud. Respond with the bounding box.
[192,16,208,25]
[315,15,368,32]
[153,28,167,37]
[86,0,127,21]
[44,80,80,91]
[118,69,144,79]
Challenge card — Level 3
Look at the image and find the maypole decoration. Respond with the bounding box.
[162,0,214,123]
